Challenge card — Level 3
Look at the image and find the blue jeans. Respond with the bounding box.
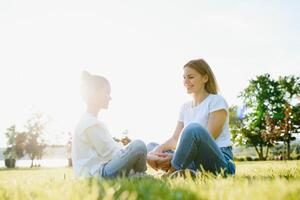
[147,123,235,175]
[101,140,147,178]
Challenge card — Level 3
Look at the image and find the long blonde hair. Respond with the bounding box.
[184,59,219,94]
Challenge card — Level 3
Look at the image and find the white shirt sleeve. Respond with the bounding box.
[85,125,122,158]
[209,95,229,113]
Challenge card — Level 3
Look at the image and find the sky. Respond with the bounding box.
[0,0,299,147]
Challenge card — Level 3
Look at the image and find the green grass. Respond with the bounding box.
[0,161,300,200]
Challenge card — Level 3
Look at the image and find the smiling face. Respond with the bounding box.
[183,66,208,94]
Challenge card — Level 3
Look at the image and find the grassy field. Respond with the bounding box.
[0,161,299,200]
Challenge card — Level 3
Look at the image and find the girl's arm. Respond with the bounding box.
[207,109,227,139]
[151,121,184,153]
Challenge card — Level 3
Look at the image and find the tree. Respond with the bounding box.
[3,125,27,168]
[294,103,300,127]
[24,112,47,167]
[277,76,300,159]
[113,129,132,145]
[113,136,132,145]
[229,105,244,144]
[235,74,300,160]
[238,74,285,160]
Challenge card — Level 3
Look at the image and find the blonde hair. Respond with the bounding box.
[184,59,219,94]
[80,71,109,101]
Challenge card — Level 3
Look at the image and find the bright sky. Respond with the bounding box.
[0,0,299,147]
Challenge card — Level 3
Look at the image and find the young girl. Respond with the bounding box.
[72,71,147,178]
[147,59,235,176]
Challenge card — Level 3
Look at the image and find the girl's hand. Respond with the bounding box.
[153,152,171,158]
[156,153,173,171]
[147,153,161,170]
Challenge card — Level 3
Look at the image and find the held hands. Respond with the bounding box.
[146,153,160,170]
[155,152,173,171]
[147,151,173,171]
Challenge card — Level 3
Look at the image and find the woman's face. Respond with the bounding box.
[183,67,208,94]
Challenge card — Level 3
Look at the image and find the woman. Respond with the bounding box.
[147,59,235,176]
[72,71,147,178]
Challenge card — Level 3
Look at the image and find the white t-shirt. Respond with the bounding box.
[72,112,123,177]
[178,94,232,147]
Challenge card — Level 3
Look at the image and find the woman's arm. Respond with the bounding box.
[207,109,227,139]
[152,121,184,153]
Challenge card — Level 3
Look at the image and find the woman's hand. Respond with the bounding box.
[155,153,173,171]
[147,151,174,171]
[147,147,171,170]
[147,153,162,170]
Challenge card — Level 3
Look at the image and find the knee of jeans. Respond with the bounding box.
[131,139,147,154]
[182,123,207,139]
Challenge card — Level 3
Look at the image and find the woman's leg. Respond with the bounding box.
[102,140,147,178]
[171,123,228,175]
[220,147,236,174]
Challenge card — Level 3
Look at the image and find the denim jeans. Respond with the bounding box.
[101,139,147,178]
[147,123,235,175]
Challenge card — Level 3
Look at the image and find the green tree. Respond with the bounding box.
[3,125,27,168]
[229,105,244,144]
[238,74,285,160]
[294,103,300,127]
[3,125,27,159]
[236,74,300,160]
[277,76,300,159]
[24,112,47,167]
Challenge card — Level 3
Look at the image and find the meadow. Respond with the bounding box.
[0,161,299,200]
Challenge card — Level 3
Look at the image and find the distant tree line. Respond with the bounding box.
[3,112,48,168]
[230,74,300,160]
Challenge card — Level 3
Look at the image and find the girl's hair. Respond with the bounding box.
[184,59,219,94]
[80,71,109,100]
